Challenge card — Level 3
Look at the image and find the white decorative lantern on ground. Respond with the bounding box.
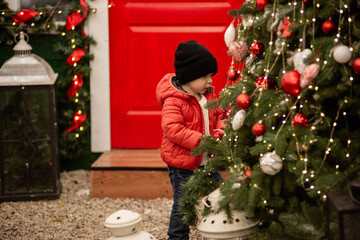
[0,31,60,202]
[104,210,157,240]
[198,187,259,240]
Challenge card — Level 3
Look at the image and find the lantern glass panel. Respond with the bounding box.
[1,87,53,194]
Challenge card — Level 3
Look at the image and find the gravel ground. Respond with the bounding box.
[0,170,202,240]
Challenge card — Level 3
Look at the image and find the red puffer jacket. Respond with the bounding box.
[156,73,224,170]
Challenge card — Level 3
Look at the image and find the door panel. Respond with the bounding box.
[109,0,243,148]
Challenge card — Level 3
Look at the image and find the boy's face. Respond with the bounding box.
[185,73,213,95]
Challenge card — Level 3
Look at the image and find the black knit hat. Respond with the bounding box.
[174,40,218,84]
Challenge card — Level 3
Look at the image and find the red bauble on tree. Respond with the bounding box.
[256,0,269,11]
[252,123,266,136]
[236,93,252,109]
[255,77,277,90]
[353,58,360,74]
[227,67,239,81]
[322,20,335,35]
[281,70,301,96]
[292,113,309,127]
[250,41,265,57]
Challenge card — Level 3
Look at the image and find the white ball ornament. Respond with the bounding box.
[232,110,246,130]
[259,151,283,175]
[333,45,352,64]
[224,20,236,47]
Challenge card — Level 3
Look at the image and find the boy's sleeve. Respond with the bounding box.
[162,99,202,150]
[214,107,226,130]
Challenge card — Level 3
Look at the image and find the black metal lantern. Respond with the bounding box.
[327,191,360,240]
[0,32,61,202]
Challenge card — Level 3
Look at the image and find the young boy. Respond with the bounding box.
[156,40,224,240]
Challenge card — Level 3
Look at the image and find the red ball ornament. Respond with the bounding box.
[353,58,360,74]
[245,169,252,178]
[256,0,269,11]
[252,123,266,136]
[292,113,309,127]
[255,77,278,90]
[250,41,265,57]
[227,68,239,81]
[281,70,301,96]
[322,20,335,35]
[236,93,252,109]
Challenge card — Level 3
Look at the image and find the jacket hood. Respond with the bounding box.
[156,73,192,106]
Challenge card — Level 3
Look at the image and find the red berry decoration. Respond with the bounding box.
[255,76,278,90]
[353,58,360,74]
[281,70,301,96]
[236,93,252,109]
[256,0,269,11]
[250,41,265,57]
[245,169,252,178]
[292,113,309,127]
[227,67,239,81]
[322,20,335,35]
[252,123,266,136]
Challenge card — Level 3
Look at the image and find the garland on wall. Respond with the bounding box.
[0,0,96,161]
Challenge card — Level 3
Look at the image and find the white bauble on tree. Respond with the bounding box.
[224,21,236,47]
[259,151,283,175]
[232,110,246,130]
[293,49,312,74]
[333,45,352,63]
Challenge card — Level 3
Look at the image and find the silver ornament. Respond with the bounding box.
[232,110,246,130]
[259,151,283,175]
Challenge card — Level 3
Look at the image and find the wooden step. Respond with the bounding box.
[90,149,173,200]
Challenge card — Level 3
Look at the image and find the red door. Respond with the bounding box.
[109,0,242,148]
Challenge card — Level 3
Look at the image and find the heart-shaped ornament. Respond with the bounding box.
[229,40,248,63]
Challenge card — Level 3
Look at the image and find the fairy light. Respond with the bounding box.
[31,23,35,27]
[80,126,84,131]
[75,133,80,138]
[62,32,66,36]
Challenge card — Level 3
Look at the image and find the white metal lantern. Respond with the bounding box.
[104,210,157,240]
[198,187,259,240]
[0,31,60,202]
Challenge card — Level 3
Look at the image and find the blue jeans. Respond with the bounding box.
[167,166,222,240]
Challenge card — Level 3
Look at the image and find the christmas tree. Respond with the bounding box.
[180,0,360,239]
